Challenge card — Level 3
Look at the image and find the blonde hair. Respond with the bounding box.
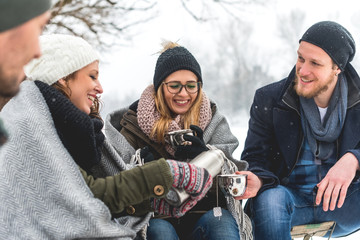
[151,85,203,143]
[159,40,181,53]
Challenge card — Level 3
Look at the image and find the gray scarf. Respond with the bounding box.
[300,75,348,160]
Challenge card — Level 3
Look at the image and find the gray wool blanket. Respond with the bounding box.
[0,81,151,239]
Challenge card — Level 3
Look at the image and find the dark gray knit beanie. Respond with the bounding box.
[0,0,51,32]
[299,21,355,71]
[153,46,202,92]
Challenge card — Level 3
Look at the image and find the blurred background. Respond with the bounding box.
[45,1,360,238]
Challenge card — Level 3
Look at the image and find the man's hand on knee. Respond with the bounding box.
[316,152,359,211]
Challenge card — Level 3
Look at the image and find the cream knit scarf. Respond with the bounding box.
[137,85,212,156]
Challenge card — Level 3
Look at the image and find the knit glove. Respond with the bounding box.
[152,197,200,218]
[140,146,154,163]
[174,125,209,160]
[166,159,212,200]
[152,160,212,218]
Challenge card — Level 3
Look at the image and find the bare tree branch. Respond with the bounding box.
[179,0,271,22]
[46,0,158,50]
[180,0,206,22]
[45,0,272,50]
[276,10,306,62]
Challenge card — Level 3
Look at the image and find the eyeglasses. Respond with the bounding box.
[163,81,201,94]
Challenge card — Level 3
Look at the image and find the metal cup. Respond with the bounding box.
[218,174,247,197]
[166,129,194,148]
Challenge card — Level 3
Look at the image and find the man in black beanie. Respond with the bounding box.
[236,21,360,239]
[0,0,51,145]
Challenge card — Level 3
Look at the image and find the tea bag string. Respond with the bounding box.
[213,175,223,219]
[216,175,219,207]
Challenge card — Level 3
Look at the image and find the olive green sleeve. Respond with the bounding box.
[80,158,173,215]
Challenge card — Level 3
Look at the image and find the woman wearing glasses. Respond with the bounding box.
[106,41,248,240]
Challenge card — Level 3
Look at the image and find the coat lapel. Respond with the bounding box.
[273,106,302,172]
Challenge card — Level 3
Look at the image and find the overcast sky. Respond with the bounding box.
[100,0,360,105]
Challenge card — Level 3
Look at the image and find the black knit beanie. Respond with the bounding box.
[299,21,355,71]
[153,46,202,92]
[0,0,51,32]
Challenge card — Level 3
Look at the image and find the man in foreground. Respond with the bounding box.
[0,0,51,143]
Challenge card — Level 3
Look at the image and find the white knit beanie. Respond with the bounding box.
[24,34,100,85]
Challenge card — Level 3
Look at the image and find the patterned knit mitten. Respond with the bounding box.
[152,196,200,218]
[166,159,213,201]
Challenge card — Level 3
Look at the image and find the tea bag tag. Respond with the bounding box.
[213,207,222,218]
[213,176,222,219]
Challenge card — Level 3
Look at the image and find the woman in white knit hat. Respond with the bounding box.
[0,34,213,239]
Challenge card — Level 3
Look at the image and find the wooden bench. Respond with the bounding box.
[291,221,336,240]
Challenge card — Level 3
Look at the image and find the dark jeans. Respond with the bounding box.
[147,209,240,240]
[249,183,360,239]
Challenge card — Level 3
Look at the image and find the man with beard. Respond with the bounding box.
[236,21,360,239]
[0,0,51,144]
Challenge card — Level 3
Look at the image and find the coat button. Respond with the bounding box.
[281,177,289,185]
[154,185,165,196]
[126,205,136,215]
